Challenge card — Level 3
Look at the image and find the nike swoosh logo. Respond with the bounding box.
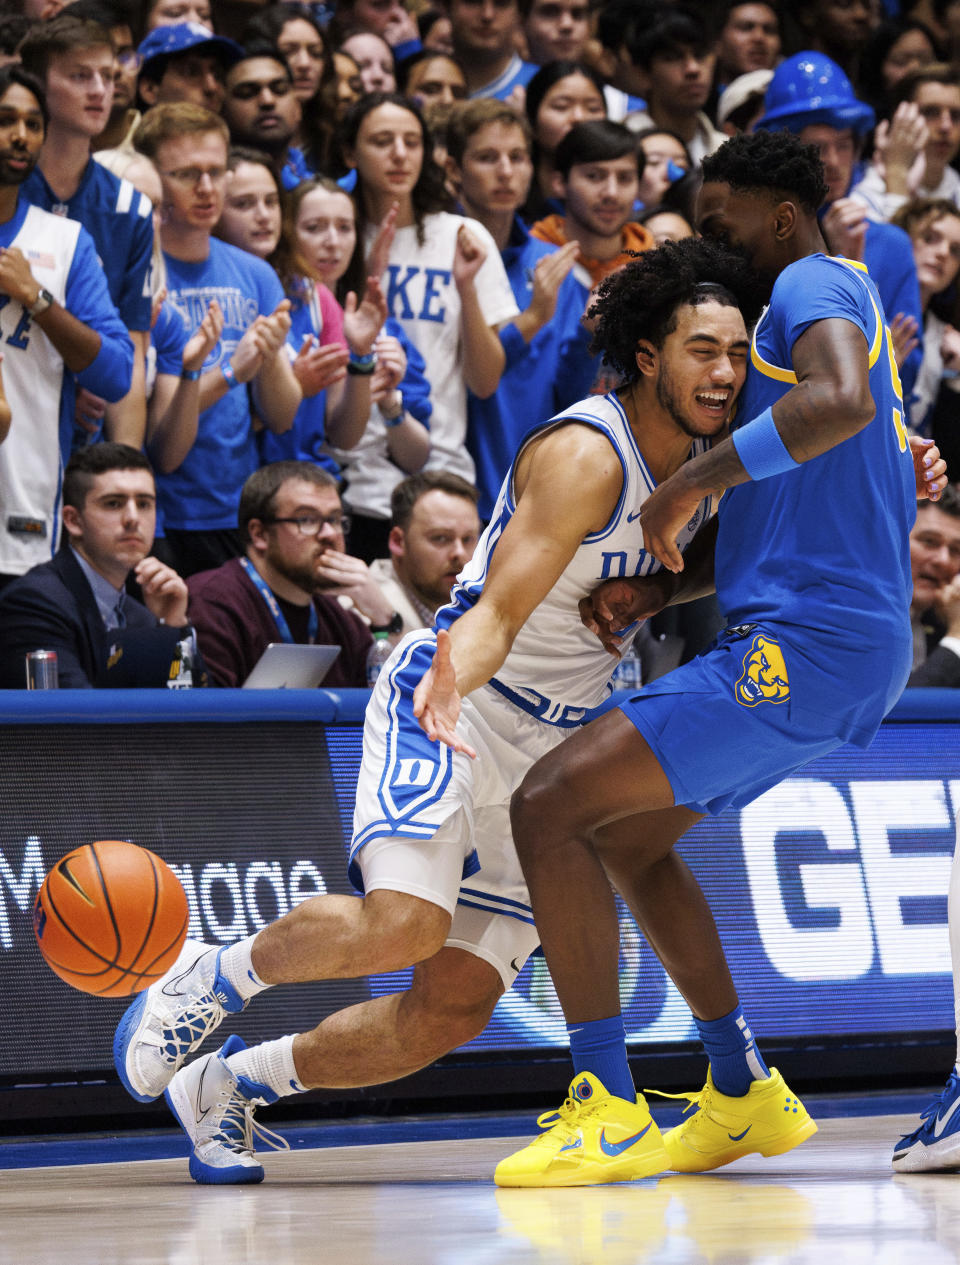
[626,510,643,523]
[728,1126,751,1141]
[160,954,208,998]
[599,1122,651,1156]
[933,1097,960,1137]
[56,857,95,905]
[195,1060,215,1120]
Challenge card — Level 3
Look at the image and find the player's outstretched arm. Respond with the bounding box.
[414,424,623,747]
[636,318,877,572]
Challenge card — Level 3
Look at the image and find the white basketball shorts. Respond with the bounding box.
[350,631,570,988]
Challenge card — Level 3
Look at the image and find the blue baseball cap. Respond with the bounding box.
[138,22,244,73]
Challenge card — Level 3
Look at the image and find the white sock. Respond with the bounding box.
[218,934,272,1002]
[226,1034,307,1098]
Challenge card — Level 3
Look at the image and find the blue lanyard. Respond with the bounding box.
[240,557,318,644]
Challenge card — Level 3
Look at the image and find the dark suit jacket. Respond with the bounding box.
[0,547,188,688]
[908,645,960,687]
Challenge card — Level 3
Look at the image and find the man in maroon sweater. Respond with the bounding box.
[187,462,377,687]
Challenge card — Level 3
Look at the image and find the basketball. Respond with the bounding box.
[33,841,189,997]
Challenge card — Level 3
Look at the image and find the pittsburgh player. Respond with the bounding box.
[449,128,923,1184]
[114,237,764,1184]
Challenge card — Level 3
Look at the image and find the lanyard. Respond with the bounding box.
[239,557,318,644]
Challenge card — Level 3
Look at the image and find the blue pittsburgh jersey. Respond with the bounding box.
[716,253,915,738]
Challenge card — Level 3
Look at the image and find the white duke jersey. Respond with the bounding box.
[436,392,717,724]
[0,205,81,575]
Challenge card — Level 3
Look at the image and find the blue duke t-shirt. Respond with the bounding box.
[160,238,286,531]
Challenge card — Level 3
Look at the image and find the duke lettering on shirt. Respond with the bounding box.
[385,264,453,323]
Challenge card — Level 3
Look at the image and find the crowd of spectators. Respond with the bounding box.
[1,0,960,687]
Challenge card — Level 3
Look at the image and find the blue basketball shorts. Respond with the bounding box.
[619,621,866,815]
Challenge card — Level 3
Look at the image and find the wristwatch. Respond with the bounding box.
[28,288,54,318]
[370,611,403,635]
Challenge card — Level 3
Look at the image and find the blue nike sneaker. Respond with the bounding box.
[893,1071,960,1172]
[114,939,245,1103]
[165,1035,288,1184]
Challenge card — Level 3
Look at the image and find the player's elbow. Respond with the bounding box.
[845,388,876,435]
[826,380,875,438]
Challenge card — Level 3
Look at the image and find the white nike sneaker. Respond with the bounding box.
[165,1035,287,1185]
[113,939,245,1103]
[893,1071,960,1172]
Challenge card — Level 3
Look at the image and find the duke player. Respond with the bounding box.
[467,129,932,1185]
[113,237,771,1184]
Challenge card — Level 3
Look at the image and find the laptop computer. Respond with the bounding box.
[241,643,341,689]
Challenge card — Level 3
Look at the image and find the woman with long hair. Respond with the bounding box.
[290,177,432,558]
[340,92,518,483]
[213,150,388,478]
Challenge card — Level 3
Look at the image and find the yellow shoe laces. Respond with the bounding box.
[535,1092,588,1134]
[644,1086,708,1117]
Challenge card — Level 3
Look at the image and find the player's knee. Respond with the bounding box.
[444,994,497,1047]
[405,954,501,1052]
[363,889,452,971]
[510,765,567,858]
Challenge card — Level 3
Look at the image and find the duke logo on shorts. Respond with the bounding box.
[734,634,790,708]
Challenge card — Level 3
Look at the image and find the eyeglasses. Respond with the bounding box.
[160,165,228,186]
[265,513,352,535]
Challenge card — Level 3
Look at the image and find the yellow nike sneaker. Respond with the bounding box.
[494,1071,670,1188]
[649,1068,817,1173]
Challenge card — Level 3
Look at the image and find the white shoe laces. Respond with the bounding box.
[159,995,225,1066]
[207,1085,290,1158]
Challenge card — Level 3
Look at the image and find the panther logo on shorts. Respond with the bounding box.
[734,634,790,707]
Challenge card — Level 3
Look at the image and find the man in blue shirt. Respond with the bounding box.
[132,102,301,577]
[446,0,538,102]
[19,14,152,450]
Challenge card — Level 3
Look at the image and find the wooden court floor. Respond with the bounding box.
[0,1112,957,1265]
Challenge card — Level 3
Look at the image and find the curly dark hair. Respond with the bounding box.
[701,131,828,215]
[589,237,765,384]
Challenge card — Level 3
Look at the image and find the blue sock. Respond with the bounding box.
[695,1005,770,1096]
[567,1015,635,1102]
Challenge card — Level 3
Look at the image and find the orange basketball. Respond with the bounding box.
[33,841,189,997]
